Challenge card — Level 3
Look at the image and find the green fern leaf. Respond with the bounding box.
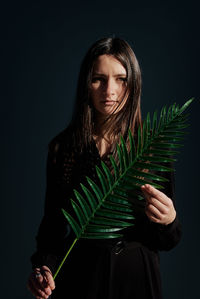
[71,199,86,226]
[120,135,129,168]
[62,209,81,238]
[73,190,91,220]
[101,161,114,187]
[80,183,97,212]
[86,176,103,203]
[96,165,109,194]
[110,155,120,180]
[117,144,125,173]
[53,98,194,280]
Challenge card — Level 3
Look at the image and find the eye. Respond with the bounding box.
[92,77,104,83]
[118,77,127,82]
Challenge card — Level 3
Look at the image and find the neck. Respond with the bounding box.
[93,112,118,144]
[94,113,107,136]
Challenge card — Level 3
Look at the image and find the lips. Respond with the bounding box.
[102,100,117,106]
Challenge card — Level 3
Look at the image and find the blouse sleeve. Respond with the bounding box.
[30,138,74,274]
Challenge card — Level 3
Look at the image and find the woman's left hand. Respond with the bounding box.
[141,184,176,225]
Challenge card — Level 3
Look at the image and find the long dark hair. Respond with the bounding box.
[70,37,142,158]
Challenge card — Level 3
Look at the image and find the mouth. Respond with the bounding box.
[101,100,117,106]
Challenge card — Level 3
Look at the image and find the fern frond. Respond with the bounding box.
[53,98,194,279]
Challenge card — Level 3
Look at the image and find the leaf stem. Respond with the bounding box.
[53,238,78,280]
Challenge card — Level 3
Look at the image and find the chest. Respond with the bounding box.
[58,148,107,193]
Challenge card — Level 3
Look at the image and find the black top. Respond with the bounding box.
[31,126,182,299]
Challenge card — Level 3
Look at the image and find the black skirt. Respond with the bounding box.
[51,238,162,299]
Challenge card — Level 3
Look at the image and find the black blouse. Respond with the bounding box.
[31,127,182,299]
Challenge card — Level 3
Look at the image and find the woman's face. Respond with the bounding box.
[90,54,128,118]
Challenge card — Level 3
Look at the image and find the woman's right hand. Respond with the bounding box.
[27,265,55,299]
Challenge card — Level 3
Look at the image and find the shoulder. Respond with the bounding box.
[48,125,74,157]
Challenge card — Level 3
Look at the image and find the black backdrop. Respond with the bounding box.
[1,1,199,298]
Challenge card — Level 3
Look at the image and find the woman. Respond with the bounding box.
[27,37,181,299]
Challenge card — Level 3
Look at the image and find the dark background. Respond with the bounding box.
[1,0,199,298]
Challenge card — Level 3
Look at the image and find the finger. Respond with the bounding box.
[147,196,170,215]
[41,266,55,290]
[28,276,49,299]
[37,275,52,296]
[34,269,53,295]
[32,272,52,297]
[146,203,163,220]
[140,186,151,202]
[141,184,162,199]
[141,184,169,205]
[145,209,161,223]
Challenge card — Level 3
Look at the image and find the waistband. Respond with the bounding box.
[79,237,142,250]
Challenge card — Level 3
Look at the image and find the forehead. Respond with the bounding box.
[92,54,126,75]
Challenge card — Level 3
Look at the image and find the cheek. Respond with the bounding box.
[90,86,101,101]
[90,91,98,109]
[118,88,128,104]
[117,83,127,94]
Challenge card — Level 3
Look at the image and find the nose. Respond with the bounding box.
[103,78,115,98]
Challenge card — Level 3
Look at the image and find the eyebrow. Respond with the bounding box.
[92,73,127,77]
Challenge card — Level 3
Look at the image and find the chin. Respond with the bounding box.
[102,110,114,116]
